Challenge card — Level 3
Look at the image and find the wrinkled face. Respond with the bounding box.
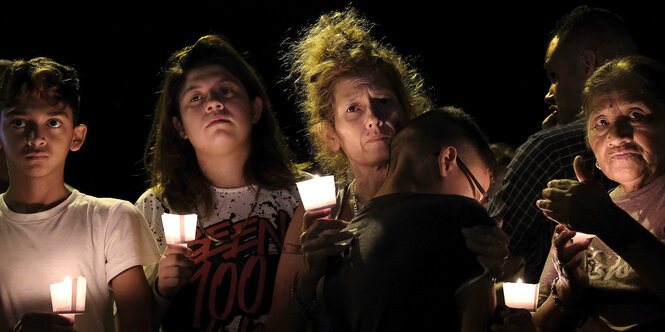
[0,97,84,179]
[325,69,405,169]
[175,64,261,157]
[544,36,588,125]
[587,91,665,190]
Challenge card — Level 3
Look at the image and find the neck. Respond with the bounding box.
[375,162,436,197]
[350,163,389,206]
[4,172,71,213]
[196,146,251,189]
[620,171,664,194]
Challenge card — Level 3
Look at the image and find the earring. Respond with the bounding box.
[595,161,601,170]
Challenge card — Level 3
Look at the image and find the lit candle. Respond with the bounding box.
[50,276,86,316]
[503,279,539,311]
[296,175,337,212]
[572,231,595,245]
[161,213,197,245]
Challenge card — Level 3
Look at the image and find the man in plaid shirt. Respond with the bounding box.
[488,6,637,283]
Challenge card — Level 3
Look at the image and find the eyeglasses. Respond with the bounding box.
[456,158,489,207]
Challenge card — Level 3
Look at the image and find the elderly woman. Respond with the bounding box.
[266,8,509,331]
[534,55,665,331]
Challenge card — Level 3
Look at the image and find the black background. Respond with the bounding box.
[2,0,664,202]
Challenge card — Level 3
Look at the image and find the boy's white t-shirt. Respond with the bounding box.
[0,189,160,332]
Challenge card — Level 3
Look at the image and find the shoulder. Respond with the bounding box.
[134,188,166,211]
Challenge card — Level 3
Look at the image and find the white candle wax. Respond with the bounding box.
[572,231,595,245]
[50,276,86,314]
[503,279,539,311]
[296,175,337,212]
[161,213,197,244]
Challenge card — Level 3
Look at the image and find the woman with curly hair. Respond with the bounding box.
[267,8,508,331]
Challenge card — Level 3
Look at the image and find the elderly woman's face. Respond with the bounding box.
[324,69,405,169]
[587,91,665,190]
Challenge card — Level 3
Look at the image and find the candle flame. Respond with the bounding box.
[516,278,523,284]
[64,276,71,282]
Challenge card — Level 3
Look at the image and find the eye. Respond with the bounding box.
[594,116,609,128]
[190,95,202,103]
[628,108,646,119]
[221,87,233,95]
[47,119,63,128]
[379,98,391,105]
[347,105,358,113]
[10,119,26,128]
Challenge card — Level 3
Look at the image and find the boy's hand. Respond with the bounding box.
[13,312,75,332]
[462,225,510,278]
[157,244,195,298]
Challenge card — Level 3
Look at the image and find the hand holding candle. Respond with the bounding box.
[503,279,539,311]
[161,213,197,245]
[50,276,86,318]
[296,175,337,212]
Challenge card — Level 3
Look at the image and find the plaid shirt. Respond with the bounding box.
[488,118,617,283]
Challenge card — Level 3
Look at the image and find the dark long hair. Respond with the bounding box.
[144,34,299,217]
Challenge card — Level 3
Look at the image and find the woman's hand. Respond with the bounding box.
[156,244,194,298]
[13,313,75,332]
[298,209,353,296]
[461,224,510,278]
[491,307,538,332]
[550,224,591,305]
[536,155,615,234]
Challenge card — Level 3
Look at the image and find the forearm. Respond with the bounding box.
[113,266,154,332]
[151,277,173,329]
[266,272,319,332]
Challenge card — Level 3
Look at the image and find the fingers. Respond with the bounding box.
[158,245,195,297]
[461,226,510,258]
[302,208,331,232]
[15,313,76,332]
[163,243,193,257]
[541,110,558,130]
[573,155,594,183]
[301,218,349,241]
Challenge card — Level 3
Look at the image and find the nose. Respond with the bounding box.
[544,83,555,106]
[27,124,46,147]
[607,116,633,145]
[365,102,384,129]
[205,91,224,113]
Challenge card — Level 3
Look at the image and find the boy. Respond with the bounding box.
[0,57,159,332]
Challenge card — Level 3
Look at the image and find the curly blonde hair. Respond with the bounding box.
[283,7,432,184]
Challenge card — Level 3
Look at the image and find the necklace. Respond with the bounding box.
[198,186,261,246]
[349,179,358,216]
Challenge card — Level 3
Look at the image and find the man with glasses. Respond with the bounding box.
[322,106,501,332]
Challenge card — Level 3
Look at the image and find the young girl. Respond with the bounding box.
[135,34,305,331]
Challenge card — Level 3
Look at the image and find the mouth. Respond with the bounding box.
[25,152,48,160]
[206,118,231,128]
[366,134,391,143]
[610,152,641,160]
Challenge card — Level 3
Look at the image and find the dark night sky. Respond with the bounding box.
[2,1,664,202]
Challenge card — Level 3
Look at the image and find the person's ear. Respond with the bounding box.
[319,123,341,152]
[251,97,263,124]
[437,146,458,178]
[172,116,188,139]
[69,124,88,152]
[580,49,597,78]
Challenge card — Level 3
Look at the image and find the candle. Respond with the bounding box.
[503,279,539,311]
[296,175,336,212]
[162,213,197,245]
[572,231,595,245]
[50,276,86,315]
